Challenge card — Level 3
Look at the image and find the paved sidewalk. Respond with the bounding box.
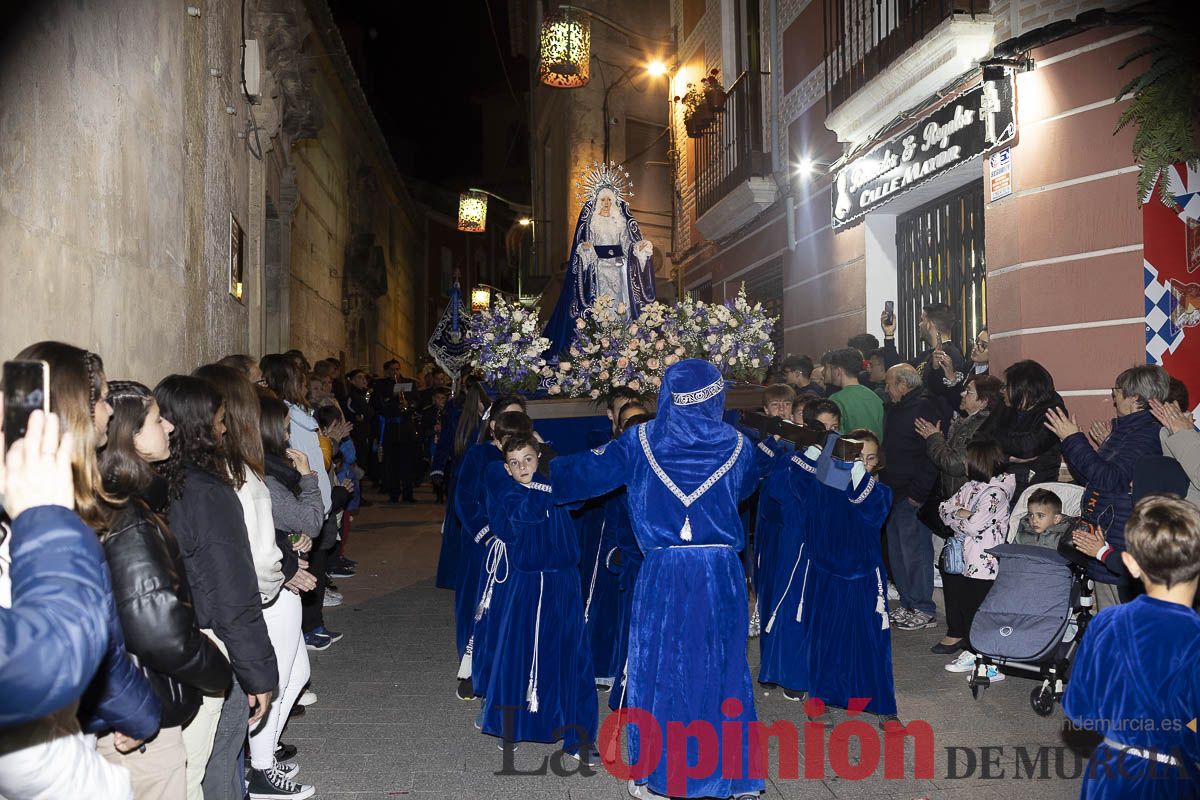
[289,491,1086,800]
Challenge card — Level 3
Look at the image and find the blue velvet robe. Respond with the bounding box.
[759,450,896,716]
[748,435,792,602]
[552,422,763,798]
[578,495,621,685]
[604,488,641,710]
[453,442,503,662]
[433,402,464,589]
[1062,595,1200,799]
[479,463,598,753]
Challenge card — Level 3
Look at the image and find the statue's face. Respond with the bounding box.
[597,192,614,217]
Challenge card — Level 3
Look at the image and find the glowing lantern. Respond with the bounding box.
[470,286,492,313]
[457,191,488,233]
[539,9,590,88]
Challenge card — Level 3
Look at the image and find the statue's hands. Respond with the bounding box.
[578,241,594,255]
[635,240,653,258]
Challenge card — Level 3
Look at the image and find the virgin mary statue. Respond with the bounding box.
[542,161,656,358]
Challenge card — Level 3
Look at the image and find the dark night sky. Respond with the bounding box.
[328,0,529,190]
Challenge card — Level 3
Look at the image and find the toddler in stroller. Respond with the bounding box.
[967,483,1095,715]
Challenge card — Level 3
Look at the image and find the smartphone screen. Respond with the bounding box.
[884,300,895,326]
[3,360,51,453]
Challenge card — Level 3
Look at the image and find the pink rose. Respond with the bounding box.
[648,358,660,370]
[617,357,629,369]
[628,380,641,391]
[655,340,665,351]
[548,384,562,395]
[598,371,610,381]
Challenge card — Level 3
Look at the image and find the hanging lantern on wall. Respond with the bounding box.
[457,191,488,233]
[539,8,590,88]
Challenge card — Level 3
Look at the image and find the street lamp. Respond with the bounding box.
[538,5,673,89]
[457,191,488,233]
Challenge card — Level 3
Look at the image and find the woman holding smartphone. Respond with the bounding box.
[154,375,277,800]
[96,381,233,798]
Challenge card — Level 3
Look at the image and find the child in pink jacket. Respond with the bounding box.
[936,439,1016,679]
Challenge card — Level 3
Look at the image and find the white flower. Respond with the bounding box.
[560,361,572,371]
[576,318,586,329]
[548,384,562,395]
[628,379,641,391]
[590,388,601,399]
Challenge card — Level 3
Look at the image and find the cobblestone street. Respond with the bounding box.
[292,491,1084,800]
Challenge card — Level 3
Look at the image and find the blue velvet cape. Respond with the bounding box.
[1062,595,1200,798]
[551,359,765,799]
[479,463,598,753]
[452,442,503,662]
[433,401,464,590]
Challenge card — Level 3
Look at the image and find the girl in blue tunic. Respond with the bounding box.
[480,437,598,760]
[552,360,764,800]
[452,398,528,694]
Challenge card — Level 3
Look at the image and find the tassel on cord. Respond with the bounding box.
[876,568,889,630]
[680,515,693,541]
[766,544,804,635]
[526,573,544,713]
[794,561,812,623]
[457,638,474,680]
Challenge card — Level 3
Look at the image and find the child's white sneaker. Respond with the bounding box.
[978,665,1005,682]
[945,651,977,673]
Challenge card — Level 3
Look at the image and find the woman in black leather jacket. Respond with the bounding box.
[97,381,232,796]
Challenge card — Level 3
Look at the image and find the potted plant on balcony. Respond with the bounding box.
[702,68,726,112]
[675,83,713,138]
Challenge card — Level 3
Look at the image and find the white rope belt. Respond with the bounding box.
[475,538,509,622]
[765,544,804,635]
[1102,738,1188,768]
[583,519,606,624]
[526,573,544,713]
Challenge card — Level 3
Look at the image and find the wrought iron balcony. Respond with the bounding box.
[824,0,984,113]
[693,71,770,220]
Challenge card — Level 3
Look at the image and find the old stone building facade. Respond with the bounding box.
[0,0,420,382]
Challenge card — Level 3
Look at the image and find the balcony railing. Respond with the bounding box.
[693,71,769,219]
[824,0,983,112]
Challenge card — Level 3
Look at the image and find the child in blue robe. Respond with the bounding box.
[1063,495,1200,799]
[552,360,764,800]
[452,402,530,697]
[576,497,620,688]
[480,437,598,761]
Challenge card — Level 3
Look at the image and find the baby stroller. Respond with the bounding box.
[967,483,1095,716]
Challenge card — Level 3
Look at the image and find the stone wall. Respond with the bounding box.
[0,0,419,382]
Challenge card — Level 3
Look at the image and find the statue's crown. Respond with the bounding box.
[576,160,634,205]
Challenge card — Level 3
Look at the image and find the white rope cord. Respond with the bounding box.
[526,572,544,713]
[794,560,812,623]
[583,519,606,624]
[476,538,509,621]
[765,543,804,635]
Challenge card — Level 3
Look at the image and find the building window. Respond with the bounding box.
[739,257,784,358]
[690,280,713,304]
[895,182,986,360]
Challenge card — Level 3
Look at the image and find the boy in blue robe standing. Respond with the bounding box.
[552,360,764,800]
[1063,494,1200,799]
[479,435,599,763]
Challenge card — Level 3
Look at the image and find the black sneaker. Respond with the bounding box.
[456,677,475,700]
[274,743,298,762]
[327,565,356,579]
[782,688,806,702]
[246,766,315,799]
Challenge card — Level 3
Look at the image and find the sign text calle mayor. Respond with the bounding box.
[831,77,1015,229]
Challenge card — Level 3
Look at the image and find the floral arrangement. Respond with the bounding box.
[464,295,551,394]
[548,286,776,398]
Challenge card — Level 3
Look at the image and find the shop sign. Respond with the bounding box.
[989,149,1013,202]
[832,76,1015,229]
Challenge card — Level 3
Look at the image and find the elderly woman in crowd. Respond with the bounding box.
[1044,365,1169,604]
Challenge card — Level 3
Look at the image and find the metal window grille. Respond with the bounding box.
[739,258,785,358]
[894,182,986,360]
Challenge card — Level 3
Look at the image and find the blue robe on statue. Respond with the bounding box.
[542,189,656,359]
[1062,595,1200,799]
[578,495,621,686]
[759,448,896,715]
[552,360,764,799]
[480,462,598,754]
[453,441,502,664]
[605,486,642,710]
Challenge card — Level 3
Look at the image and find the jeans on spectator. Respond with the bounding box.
[201,678,248,800]
[885,499,936,618]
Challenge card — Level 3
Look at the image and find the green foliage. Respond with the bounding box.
[1113,1,1200,208]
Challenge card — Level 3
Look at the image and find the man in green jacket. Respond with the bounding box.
[826,347,885,440]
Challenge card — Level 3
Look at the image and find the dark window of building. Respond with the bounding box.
[739,258,785,358]
[895,182,986,361]
[690,280,713,304]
